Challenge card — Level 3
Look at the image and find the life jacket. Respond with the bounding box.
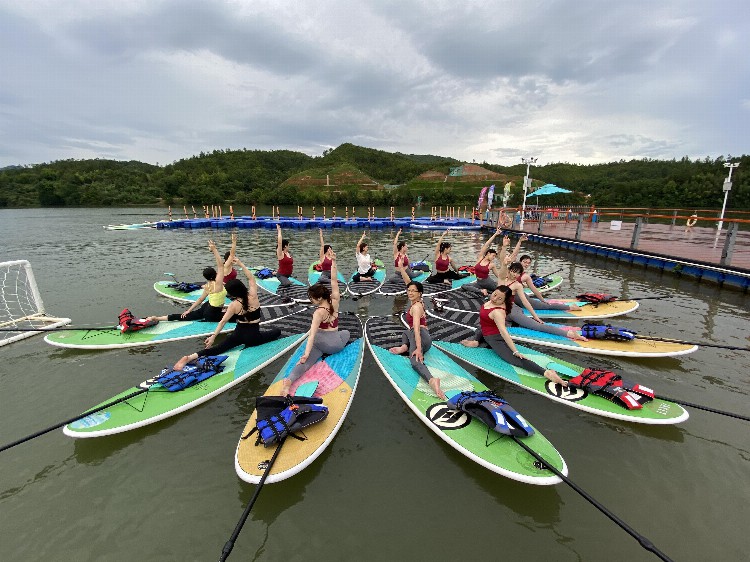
[167,281,204,293]
[118,309,159,333]
[254,267,274,279]
[447,390,534,437]
[242,395,329,446]
[156,355,228,391]
[458,265,476,275]
[313,263,323,272]
[581,324,636,342]
[530,274,549,288]
[567,368,655,410]
[410,261,430,271]
[576,293,618,305]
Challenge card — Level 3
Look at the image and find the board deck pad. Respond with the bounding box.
[235,313,364,484]
[154,280,295,307]
[44,305,306,350]
[421,315,689,424]
[254,268,310,303]
[63,310,314,438]
[365,317,565,485]
[347,259,386,296]
[432,292,639,320]
[425,308,697,358]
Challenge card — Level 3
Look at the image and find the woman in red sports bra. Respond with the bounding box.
[282,253,350,395]
[221,232,238,282]
[390,228,419,283]
[388,281,446,399]
[317,228,335,282]
[275,224,295,286]
[463,226,504,295]
[460,285,567,386]
[426,230,467,284]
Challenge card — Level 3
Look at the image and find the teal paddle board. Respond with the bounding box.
[347,258,386,296]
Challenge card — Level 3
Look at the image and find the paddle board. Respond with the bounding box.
[104,221,157,230]
[347,258,386,297]
[307,262,347,287]
[153,280,294,307]
[524,274,564,295]
[62,310,313,438]
[426,308,697,358]
[421,316,689,424]
[378,261,437,296]
[235,314,363,484]
[44,305,304,350]
[434,293,639,320]
[254,266,310,303]
[366,317,565,485]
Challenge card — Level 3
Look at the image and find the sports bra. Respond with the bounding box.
[394,254,409,268]
[236,306,261,323]
[207,287,227,307]
[278,253,293,276]
[474,261,490,279]
[405,302,427,328]
[435,254,450,272]
[223,268,237,282]
[479,305,505,336]
[317,306,339,329]
[321,256,332,272]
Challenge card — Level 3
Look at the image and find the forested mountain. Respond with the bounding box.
[0,145,746,210]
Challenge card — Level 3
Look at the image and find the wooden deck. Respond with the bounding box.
[512,220,750,271]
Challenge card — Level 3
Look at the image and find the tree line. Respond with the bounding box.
[0,144,746,210]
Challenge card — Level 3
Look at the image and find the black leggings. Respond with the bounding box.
[197,322,281,357]
[426,270,464,284]
[168,301,223,322]
[470,328,547,376]
[352,268,376,282]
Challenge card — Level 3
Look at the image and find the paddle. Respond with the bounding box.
[0,325,121,333]
[0,388,146,453]
[511,436,673,562]
[636,335,750,352]
[537,268,563,279]
[219,436,287,561]
[656,396,750,422]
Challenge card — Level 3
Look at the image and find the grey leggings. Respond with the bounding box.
[388,267,418,283]
[507,306,569,337]
[277,274,292,287]
[401,327,433,382]
[288,329,350,383]
[470,329,546,376]
[463,276,496,294]
[515,295,570,310]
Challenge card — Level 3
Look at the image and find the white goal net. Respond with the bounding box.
[0,260,71,347]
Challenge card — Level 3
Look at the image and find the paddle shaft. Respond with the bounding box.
[219,436,287,561]
[637,335,750,351]
[0,389,146,453]
[0,326,119,333]
[511,436,673,562]
[657,396,750,422]
[538,268,563,278]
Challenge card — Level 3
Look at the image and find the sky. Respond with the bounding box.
[1,0,747,168]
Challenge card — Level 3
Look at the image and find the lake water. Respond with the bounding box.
[1,207,749,561]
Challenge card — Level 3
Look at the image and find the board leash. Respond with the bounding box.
[219,436,287,561]
[511,436,673,562]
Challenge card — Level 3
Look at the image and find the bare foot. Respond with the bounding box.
[568,304,582,311]
[443,279,451,285]
[429,377,447,400]
[173,355,193,371]
[566,332,588,341]
[544,369,568,387]
[389,345,408,355]
[460,339,479,348]
[280,380,291,396]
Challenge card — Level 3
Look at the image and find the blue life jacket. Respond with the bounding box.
[156,355,228,391]
[532,276,548,288]
[410,261,430,271]
[242,395,329,446]
[167,282,204,293]
[568,368,655,410]
[447,390,534,437]
[255,267,274,279]
[581,323,636,342]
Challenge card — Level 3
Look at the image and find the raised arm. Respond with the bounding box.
[478,226,502,261]
[319,229,325,262]
[392,229,402,259]
[356,232,366,256]
[434,230,447,260]
[223,232,237,275]
[508,234,528,262]
[236,259,258,294]
[208,239,225,289]
[276,224,284,261]
[329,253,341,302]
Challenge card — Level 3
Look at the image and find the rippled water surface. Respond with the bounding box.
[1,207,749,561]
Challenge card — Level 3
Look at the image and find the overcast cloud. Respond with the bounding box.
[1,0,747,168]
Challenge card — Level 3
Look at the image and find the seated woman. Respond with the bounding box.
[317,228,335,282]
[173,258,281,370]
[507,261,580,311]
[388,281,446,399]
[221,233,238,282]
[352,232,376,282]
[389,228,419,283]
[498,256,587,341]
[425,230,466,284]
[148,239,226,323]
[460,285,568,386]
[275,224,295,286]
[463,226,504,296]
[282,254,349,395]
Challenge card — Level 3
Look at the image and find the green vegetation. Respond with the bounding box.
[0,145,746,210]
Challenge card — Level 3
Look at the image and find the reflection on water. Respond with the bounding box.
[1,207,749,561]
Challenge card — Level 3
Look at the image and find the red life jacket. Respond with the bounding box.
[568,368,655,410]
[576,293,618,305]
[118,309,159,333]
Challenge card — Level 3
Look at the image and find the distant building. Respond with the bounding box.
[418,164,503,182]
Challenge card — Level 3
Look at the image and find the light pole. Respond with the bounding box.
[718,161,739,232]
[520,157,537,230]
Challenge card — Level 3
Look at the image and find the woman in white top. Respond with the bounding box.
[353,232,376,282]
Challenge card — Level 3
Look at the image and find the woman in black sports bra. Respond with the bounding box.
[173,258,281,370]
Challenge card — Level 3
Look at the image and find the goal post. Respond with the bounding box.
[0,260,71,347]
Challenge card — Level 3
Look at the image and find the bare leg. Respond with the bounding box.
[174,352,198,371]
[429,377,447,400]
[460,339,479,347]
[544,369,567,386]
